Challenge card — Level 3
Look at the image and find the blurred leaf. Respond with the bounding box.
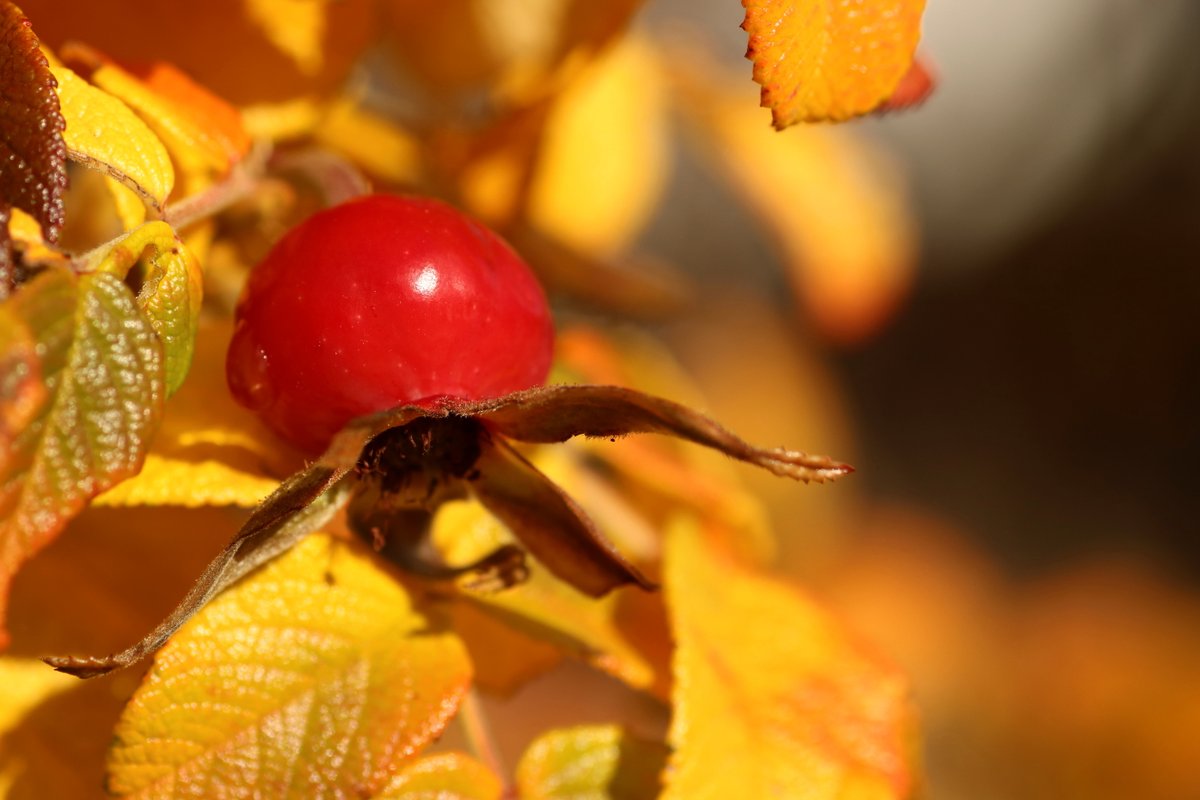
[678,72,917,343]
[0,657,128,799]
[103,175,146,230]
[0,269,163,649]
[0,1,66,241]
[875,55,936,114]
[381,0,644,109]
[106,532,472,799]
[431,494,657,691]
[51,66,174,212]
[663,518,920,800]
[244,0,329,75]
[742,0,926,126]
[21,0,375,105]
[135,61,251,161]
[83,221,202,394]
[314,97,422,184]
[63,45,249,192]
[523,36,668,257]
[515,724,668,800]
[376,752,501,800]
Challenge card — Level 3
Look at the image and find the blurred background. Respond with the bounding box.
[637,1,1200,798]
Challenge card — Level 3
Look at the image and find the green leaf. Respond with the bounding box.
[0,268,164,647]
[84,221,203,395]
[516,725,668,800]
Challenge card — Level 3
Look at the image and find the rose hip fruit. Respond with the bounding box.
[227,194,554,453]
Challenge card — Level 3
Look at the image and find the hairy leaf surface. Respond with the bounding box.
[742,0,926,125]
[106,533,472,799]
[663,519,920,800]
[0,269,164,647]
[0,1,66,240]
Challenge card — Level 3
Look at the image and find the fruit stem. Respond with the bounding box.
[163,140,272,229]
[459,686,513,795]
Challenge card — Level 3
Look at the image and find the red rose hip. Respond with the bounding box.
[227,194,554,453]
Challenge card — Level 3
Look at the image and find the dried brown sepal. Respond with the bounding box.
[0,2,67,241]
[43,464,354,678]
[473,437,653,596]
[42,382,849,677]
[467,385,854,483]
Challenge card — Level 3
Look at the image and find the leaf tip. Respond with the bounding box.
[41,653,120,679]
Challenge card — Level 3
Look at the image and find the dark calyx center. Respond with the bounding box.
[356,415,485,497]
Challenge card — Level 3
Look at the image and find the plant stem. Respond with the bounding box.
[162,140,272,230]
[459,687,514,796]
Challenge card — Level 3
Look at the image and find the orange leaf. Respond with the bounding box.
[663,518,921,799]
[106,532,472,798]
[62,45,250,185]
[742,0,926,126]
[0,1,66,240]
[20,0,376,106]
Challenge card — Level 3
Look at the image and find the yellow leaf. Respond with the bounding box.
[376,752,501,800]
[515,725,668,800]
[245,0,329,76]
[381,0,643,107]
[0,658,129,799]
[104,175,147,230]
[315,96,423,184]
[93,454,276,508]
[431,478,657,692]
[107,532,472,799]
[663,519,921,800]
[680,73,917,343]
[51,66,174,212]
[524,36,669,257]
[93,317,293,509]
[742,0,926,125]
[70,49,245,193]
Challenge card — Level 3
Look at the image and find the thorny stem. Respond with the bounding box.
[162,140,273,229]
[459,687,514,796]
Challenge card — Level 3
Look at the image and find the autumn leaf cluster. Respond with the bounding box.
[0,1,928,797]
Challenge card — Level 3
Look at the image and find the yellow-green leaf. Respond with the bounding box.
[376,752,501,800]
[0,268,164,648]
[742,0,926,125]
[106,532,472,799]
[51,65,174,211]
[663,518,921,800]
[516,725,668,800]
[85,220,202,394]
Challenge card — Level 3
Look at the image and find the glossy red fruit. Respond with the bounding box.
[227,194,554,453]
